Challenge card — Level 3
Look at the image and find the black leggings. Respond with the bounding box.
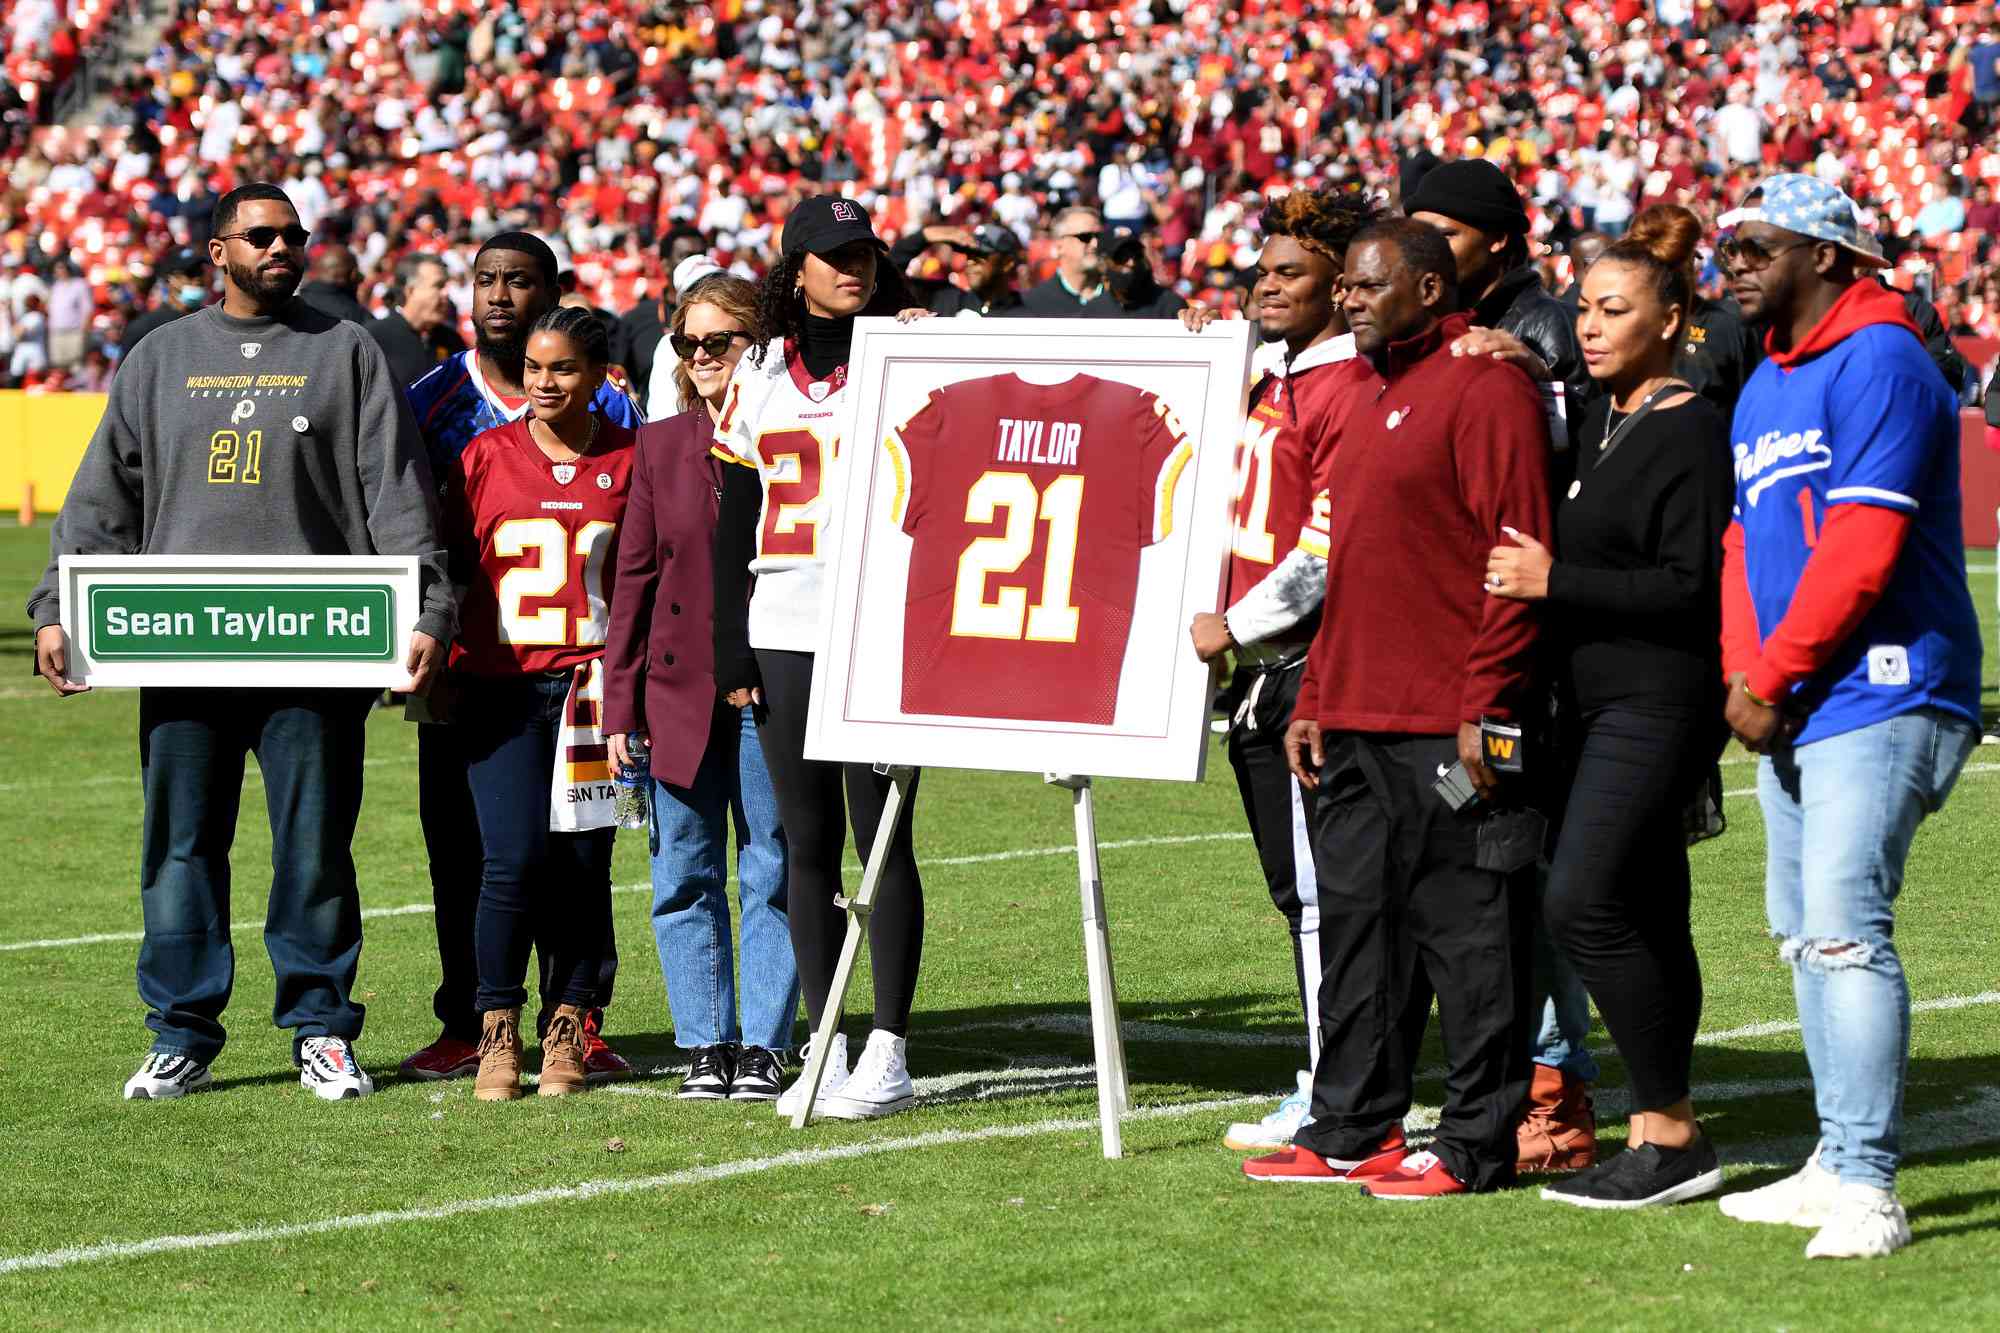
[754,649,925,1037]
[1542,703,1708,1112]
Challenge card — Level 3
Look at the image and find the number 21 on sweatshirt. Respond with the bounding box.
[882,372,1192,726]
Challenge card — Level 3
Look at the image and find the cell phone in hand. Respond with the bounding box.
[1433,761,1479,812]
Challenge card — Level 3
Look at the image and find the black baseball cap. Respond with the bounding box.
[160,246,206,275]
[1101,223,1147,261]
[781,194,883,259]
[959,224,1024,257]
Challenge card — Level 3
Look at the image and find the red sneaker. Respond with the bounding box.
[1361,1151,1470,1201]
[582,1009,632,1084]
[1242,1130,1407,1183]
[398,1033,481,1081]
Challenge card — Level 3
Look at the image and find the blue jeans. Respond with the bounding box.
[649,703,796,1051]
[459,674,614,1014]
[1758,708,1977,1188]
[137,687,371,1064]
[1530,866,1602,1082]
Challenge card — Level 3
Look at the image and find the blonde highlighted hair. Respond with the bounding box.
[671,274,764,413]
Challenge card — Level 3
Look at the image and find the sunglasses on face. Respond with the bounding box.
[1717,234,1809,273]
[670,330,751,360]
[216,225,312,250]
[1059,231,1102,247]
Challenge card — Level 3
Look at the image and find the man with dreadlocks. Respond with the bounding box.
[1178,187,1382,1154]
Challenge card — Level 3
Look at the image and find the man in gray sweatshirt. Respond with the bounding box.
[27,182,457,1103]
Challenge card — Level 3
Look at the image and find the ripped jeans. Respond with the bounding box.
[1757,707,1978,1188]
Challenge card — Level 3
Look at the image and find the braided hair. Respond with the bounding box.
[527,303,611,366]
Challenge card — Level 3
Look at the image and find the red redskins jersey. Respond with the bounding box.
[446,418,636,676]
[884,373,1193,725]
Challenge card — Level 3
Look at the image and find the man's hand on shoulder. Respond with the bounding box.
[1451,327,1552,383]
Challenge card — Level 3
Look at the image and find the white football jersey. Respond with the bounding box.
[712,336,854,652]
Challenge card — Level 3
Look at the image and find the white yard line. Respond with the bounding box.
[1695,990,2000,1045]
[0,756,408,794]
[0,1093,1264,1277]
[0,832,1253,955]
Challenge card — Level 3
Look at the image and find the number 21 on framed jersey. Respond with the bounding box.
[882,372,1192,726]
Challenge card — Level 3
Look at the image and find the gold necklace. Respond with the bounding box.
[532,414,598,463]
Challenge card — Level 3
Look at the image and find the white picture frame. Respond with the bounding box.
[57,554,422,688]
[804,317,1253,782]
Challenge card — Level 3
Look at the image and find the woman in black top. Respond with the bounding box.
[1483,205,1734,1209]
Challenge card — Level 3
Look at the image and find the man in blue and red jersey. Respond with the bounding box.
[1712,176,1981,1260]
[1181,188,1378,1155]
[399,233,643,1084]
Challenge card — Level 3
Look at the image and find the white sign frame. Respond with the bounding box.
[805,317,1252,782]
[57,554,422,688]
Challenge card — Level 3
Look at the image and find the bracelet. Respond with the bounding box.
[1742,683,1777,709]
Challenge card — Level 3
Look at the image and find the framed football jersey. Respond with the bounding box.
[806,317,1252,781]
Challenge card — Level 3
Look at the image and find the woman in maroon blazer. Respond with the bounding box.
[602,274,796,1102]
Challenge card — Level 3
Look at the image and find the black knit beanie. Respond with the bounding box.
[1403,159,1530,237]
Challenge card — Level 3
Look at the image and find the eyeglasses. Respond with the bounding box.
[1058,231,1102,247]
[670,330,751,360]
[1717,234,1810,274]
[215,225,312,250]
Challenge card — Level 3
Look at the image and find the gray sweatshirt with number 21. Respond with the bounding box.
[27,301,459,642]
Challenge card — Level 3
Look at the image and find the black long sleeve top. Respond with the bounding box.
[1547,393,1734,713]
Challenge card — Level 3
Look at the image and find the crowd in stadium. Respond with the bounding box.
[2,1,1999,394]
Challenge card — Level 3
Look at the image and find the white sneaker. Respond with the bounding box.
[819,1029,916,1120]
[775,1033,849,1117]
[123,1052,214,1100]
[1224,1071,1312,1151]
[1718,1145,1840,1228]
[298,1036,375,1101]
[1805,1183,1912,1260]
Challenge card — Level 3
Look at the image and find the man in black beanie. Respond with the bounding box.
[1405,158,1592,451]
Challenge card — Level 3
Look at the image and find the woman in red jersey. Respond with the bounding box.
[441,305,636,1102]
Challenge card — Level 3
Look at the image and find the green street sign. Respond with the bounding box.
[85,583,397,662]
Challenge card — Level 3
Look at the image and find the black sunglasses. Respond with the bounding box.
[216,225,311,250]
[1717,234,1810,274]
[670,330,751,360]
[1060,230,1103,246]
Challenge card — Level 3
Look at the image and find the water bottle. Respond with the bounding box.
[614,733,651,830]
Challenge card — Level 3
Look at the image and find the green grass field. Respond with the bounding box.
[2,519,1998,1331]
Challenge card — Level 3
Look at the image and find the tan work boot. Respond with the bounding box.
[1516,1063,1596,1173]
[538,1003,589,1097]
[474,1008,523,1102]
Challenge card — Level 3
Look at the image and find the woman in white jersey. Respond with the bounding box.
[712,195,926,1119]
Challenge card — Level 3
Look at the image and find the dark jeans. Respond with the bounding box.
[1295,732,1533,1192]
[457,674,614,1014]
[1543,703,1707,1112]
[137,687,371,1064]
[421,703,617,1040]
[755,648,924,1037]
[1223,657,1319,1033]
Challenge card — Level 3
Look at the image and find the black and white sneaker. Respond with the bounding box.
[1541,1135,1722,1210]
[678,1044,736,1100]
[123,1052,214,1100]
[729,1047,784,1102]
[298,1036,375,1100]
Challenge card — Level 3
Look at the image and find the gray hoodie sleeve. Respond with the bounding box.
[1224,546,1326,647]
[25,373,148,630]
[352,332,460,643]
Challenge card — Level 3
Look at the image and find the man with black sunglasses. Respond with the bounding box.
[29,181,457,1104]
[1023,206,1107,315]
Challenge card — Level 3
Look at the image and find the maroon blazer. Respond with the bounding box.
[602,409,724,788]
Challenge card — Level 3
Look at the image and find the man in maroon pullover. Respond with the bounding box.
[1245,218,1553,1198]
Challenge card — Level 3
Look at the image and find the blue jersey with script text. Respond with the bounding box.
[406,349,641,480]
[1730,322,1980,744]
